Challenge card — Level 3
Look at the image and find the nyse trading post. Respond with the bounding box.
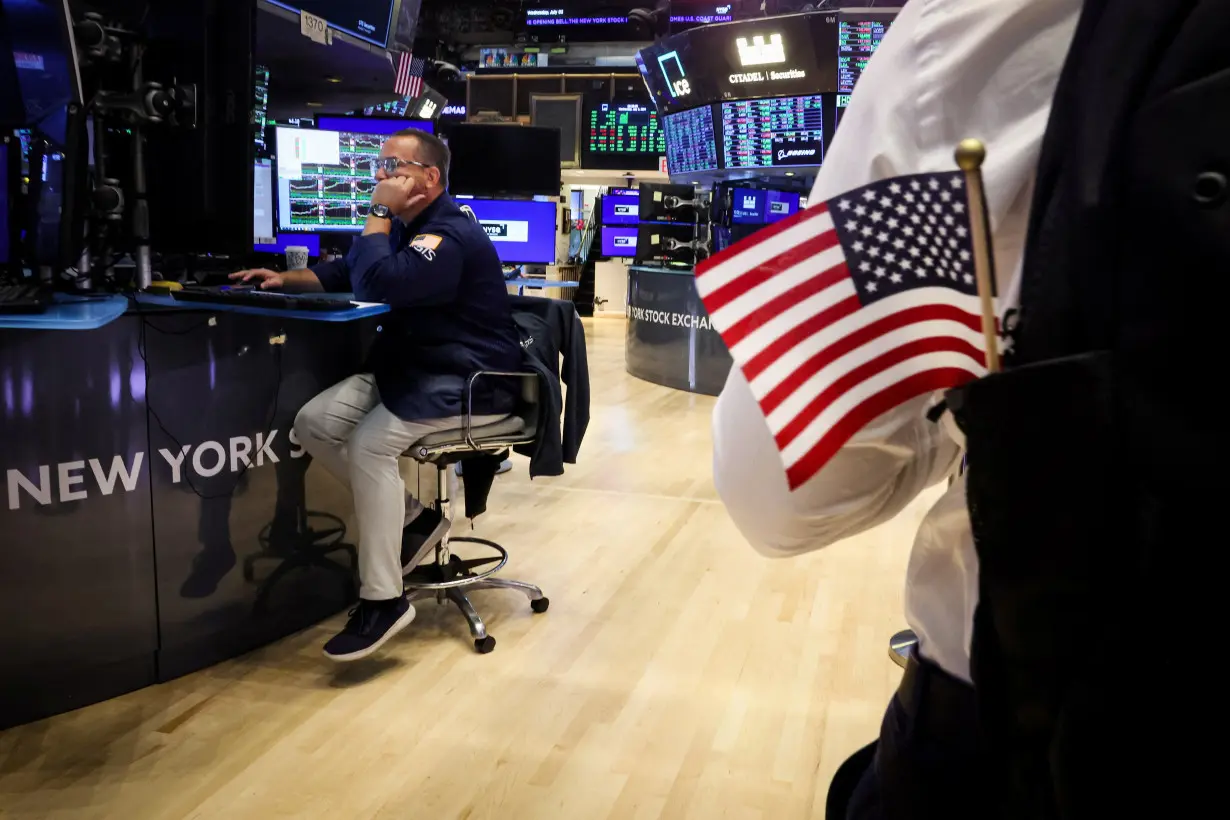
[588,103,665,155]
[721,96,825,170]
[275,128,380,232]
[663,106,720,175]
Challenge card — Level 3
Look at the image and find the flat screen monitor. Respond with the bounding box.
[447,125,561,198]
[639,182,701,224]
[254,232,321,257]
[837,11,898,96]
[0,0,83,146]
[266,1,397,49]
[254,64,270,155]
[634,223,697,265]
[765,189,801,223]
[521,4,629,43]
[253,159,275,246]
[721,95,825,170]
[602,226,637,258]
[586,102,664,156]
[669,2,735,33]
[731,188,765,225]
[315,116,434,136]
[663,105,718,176]
[601,189,640,225]
[0,138,8,264]
[275,126,380,233]
[459,197,557,265]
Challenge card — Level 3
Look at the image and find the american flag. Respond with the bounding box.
[697,172,992,490]
[395,52,426,98]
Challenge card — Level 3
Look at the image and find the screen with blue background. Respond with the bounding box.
[0,141,8,264]
[460,198,557,265]
[602,190,640,225]
[766,190,801,223]
[254,233,322,257]
[315,117,434,136]
[602,227,637,257]
[731,189,766,225]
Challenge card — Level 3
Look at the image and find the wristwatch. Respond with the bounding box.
[369,203,392,219]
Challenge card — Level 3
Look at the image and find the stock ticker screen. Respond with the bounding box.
[837,16,893,95]
[721,95,825,170]
[275,127,380,232]
[587,103,665,155]
[663,105,719,175]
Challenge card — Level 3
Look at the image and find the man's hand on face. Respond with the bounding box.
[372,175,427,215]
[230,268,285,290]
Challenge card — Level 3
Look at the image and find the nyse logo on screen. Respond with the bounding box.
[614,204,636,216]
[480,220,530,243]
[736,34,786,67]
[614,236,634,247]
[770,200,791,214]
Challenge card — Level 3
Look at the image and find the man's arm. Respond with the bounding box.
[305,258,348,293]
[346,229,463,307]
[712,0,1081,557]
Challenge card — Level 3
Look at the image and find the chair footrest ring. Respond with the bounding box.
[402,536,510,591]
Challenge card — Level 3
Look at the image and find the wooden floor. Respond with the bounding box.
[0,318,939,820]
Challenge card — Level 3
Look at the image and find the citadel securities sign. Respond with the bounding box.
[730,32,807,85]
[4,428,309,511]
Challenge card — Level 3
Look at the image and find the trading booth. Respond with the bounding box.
[612,7,898,396]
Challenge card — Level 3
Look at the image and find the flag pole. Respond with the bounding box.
[955,139,1001,373]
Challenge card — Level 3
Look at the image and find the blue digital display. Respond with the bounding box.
[602,226,637,257]
[460,198,557,265]
[602,189,640,225]
[254,233,322,257]
[766,190,801,223]
[315,117,434,136]
[731,188,766,225]
[0,141,8,264]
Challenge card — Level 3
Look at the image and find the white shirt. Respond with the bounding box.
[711,0,1082,682]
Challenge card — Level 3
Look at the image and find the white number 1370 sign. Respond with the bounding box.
[300,10,333,45]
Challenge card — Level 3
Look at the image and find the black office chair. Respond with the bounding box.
[401,370,549,653]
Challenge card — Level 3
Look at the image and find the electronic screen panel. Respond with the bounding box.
[315,116,433,136]
[459,197,557,265]
[275,126,380,233]
[669,2,735,32]
[254,65,270,154]
[837,12,896,95]
[663,105,718,176]
[731,188,765,225]
[766,189,801,223]
[253,159,275,245]
[521,4,629,41]
[602,189,640,225]
[266,1,397,48]
[586,102,664,155]
[602,226,637,258]
[0,139,8,264]
[721,95,824,170]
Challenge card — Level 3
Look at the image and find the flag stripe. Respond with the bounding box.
[747,288,984,395]
[723,263,852,349]
[696,207,833,294]
[730,276,857,363]
[710,241,845,330]
[705,228,841,314]
[763,317,986,424]
[776,339,985,453]
[783,368,976,489]
[743,292,861,381]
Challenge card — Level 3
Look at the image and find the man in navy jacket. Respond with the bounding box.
[234,129,522,661]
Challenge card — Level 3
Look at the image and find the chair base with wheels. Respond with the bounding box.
[401,371,549,653]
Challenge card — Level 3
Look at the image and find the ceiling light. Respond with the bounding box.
[785,171,795,176]
[325,76,342,84]
[306,101,323,107]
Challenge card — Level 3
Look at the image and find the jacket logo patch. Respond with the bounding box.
[410,234,442,251]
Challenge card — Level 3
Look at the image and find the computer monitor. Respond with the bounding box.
[634,223,701,265]
[315,117,434,137]
[662,105,718,176]
[765,190,801,223]
[601,189,640,226]
[447,125,561,198]
[837,11,898,96]
[275,125,381,233]
[0,136,9,266]
[253,159,275,246]
[459,197,557,265]
[731,189,766,225]
[0,0,84,147]
[639,182,702,224]
[601,226,637,258]
[254,232,321,257]
[721,95,825,170]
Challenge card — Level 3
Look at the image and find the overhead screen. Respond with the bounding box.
[460,198,557,265]
[721,95,824,169]
[602,189,640,225]
[602,226,637,258]
[447,125,561,198]
[266,1,397,48]
[315,116,434,136]
[586,102,664,156]
[663,105,719,175]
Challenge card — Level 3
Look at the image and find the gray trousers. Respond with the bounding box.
[293,374,504,601]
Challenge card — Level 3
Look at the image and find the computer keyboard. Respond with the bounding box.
[0,283,51,315]
[171,286,358,312]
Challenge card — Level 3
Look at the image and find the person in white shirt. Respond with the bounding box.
[711,1,1083,816]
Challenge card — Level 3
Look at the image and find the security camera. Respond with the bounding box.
[429,60,462,83]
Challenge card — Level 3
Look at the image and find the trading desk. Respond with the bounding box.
[626,266,733,396]
[0,295,382,729]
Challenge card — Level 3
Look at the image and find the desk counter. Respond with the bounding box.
[0,305,381,729]
[625,266,732,397]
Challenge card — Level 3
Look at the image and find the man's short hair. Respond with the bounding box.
[393,128,450,189]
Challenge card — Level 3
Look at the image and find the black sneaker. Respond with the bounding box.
[400,507,451,574]
[322,598,416,662]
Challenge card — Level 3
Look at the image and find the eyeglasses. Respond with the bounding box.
[372,157,432,176]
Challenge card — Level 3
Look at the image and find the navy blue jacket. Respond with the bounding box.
[313,194,523,420]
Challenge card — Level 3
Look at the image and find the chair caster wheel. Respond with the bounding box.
[531,597,550,614]
[475,636,496,654]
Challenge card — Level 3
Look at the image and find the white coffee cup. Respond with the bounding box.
[284,245,310,270]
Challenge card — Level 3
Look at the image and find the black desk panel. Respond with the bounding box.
[625,266,732,396]
[0,308,379,729]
